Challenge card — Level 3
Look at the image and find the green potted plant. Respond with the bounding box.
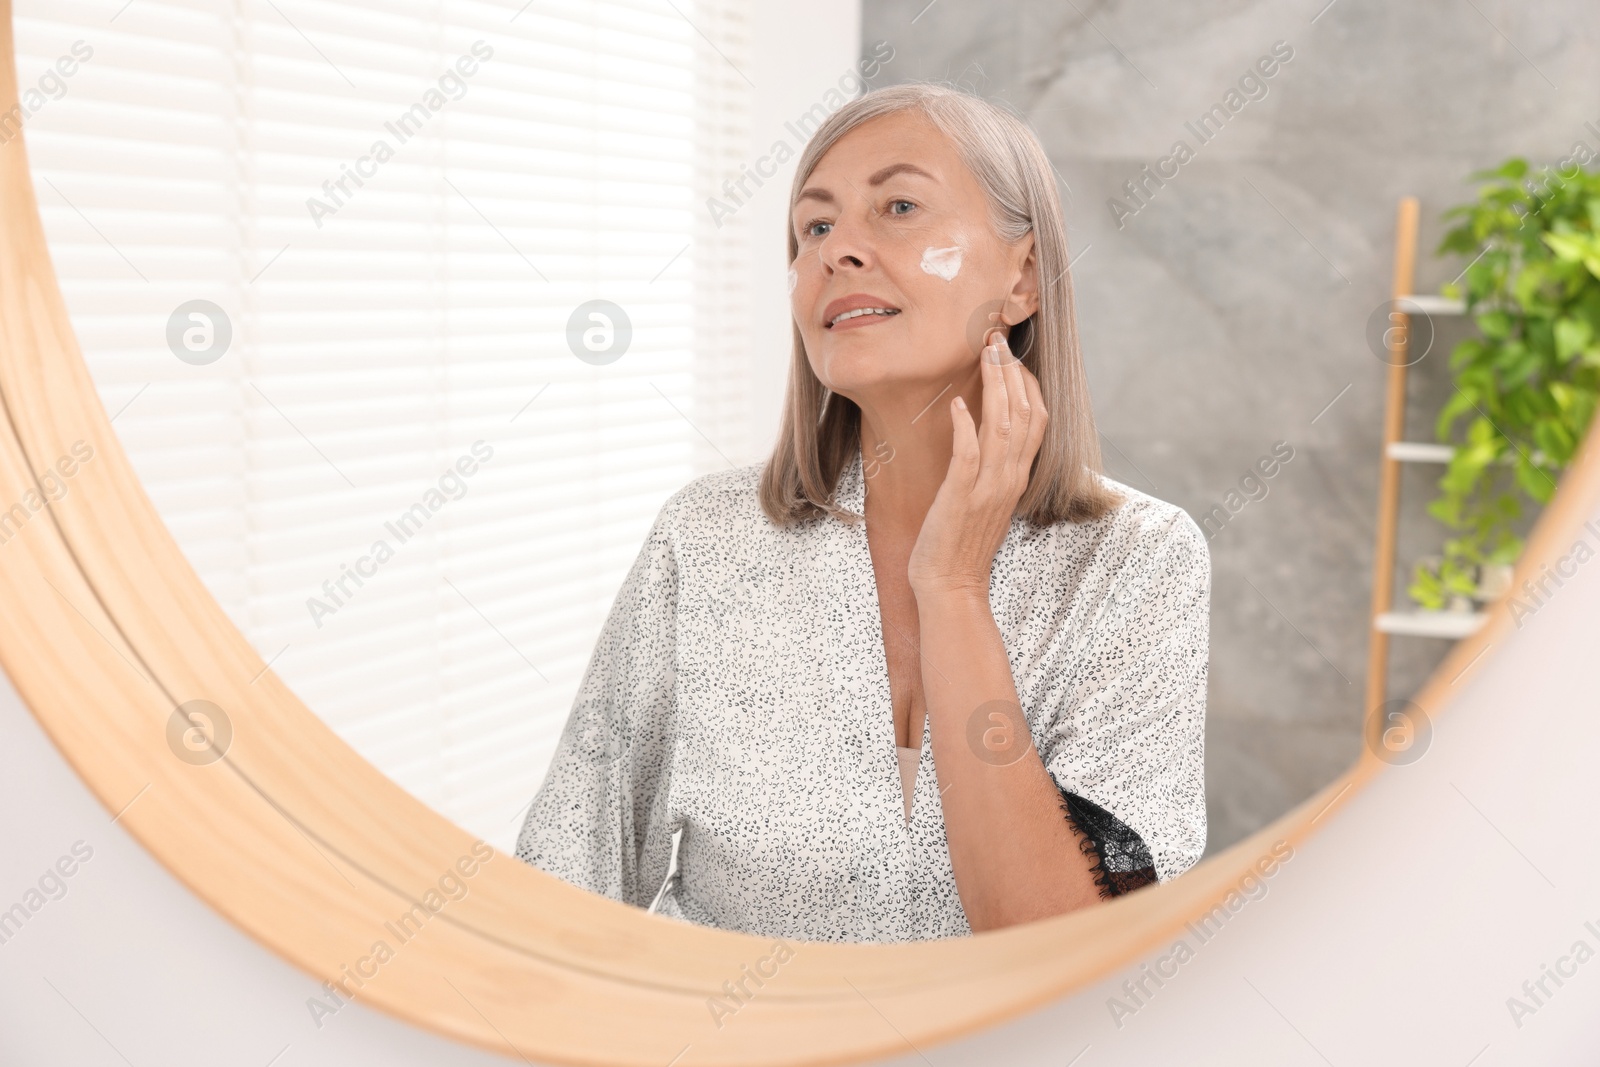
[1409,156,1600,611]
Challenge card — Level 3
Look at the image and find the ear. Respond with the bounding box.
[1000,232,1040,326]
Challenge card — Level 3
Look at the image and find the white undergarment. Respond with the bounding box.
[896,744,920,824]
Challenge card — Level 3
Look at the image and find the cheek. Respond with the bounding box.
[927,244,1014,345]
[789,266,825,349]
[906,256,1000,364]
[788,264,814,324]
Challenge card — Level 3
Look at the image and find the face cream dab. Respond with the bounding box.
[920,245,963,281]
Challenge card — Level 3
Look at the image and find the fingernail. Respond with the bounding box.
[983,344,1001,364]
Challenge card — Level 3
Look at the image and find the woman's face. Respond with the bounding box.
[789,109,1039,407]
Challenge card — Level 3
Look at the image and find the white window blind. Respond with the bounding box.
[14,0,753,852]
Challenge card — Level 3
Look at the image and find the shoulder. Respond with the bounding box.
[1090,474,1210,578]
[1036,473,1208,576]
[651,460,772,545]
[1004,473,1203,627]
[662,460,765,515]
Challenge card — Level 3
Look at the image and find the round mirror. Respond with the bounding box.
[4,1,1575,1061]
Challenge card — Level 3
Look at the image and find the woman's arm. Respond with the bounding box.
[515,496,681,906]
[908,331,1154,931]
[916,586,1107,930]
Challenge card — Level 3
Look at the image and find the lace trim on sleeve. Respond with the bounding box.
[1055,787,1158,899]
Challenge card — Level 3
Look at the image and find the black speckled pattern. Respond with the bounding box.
[515,443,1210,942]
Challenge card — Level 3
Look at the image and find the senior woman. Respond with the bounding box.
[516,82,1210,943]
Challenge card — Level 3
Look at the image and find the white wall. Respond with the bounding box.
[745,0,864,453]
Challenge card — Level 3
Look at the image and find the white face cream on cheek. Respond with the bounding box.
[920,244,964,281]
[787,267,798,295]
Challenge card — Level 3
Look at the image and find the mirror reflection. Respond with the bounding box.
[18,1,1540,943]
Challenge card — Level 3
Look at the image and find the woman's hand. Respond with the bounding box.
[906,331,1048,599]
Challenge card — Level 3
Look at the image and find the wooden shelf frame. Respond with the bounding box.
[1364,198,1495,706]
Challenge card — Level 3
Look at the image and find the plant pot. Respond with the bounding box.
[1474,561,1515,605]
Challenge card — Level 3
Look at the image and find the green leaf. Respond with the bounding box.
[1514,261,1552,309]
[1513,457,1557,502]
[1554,316,1592,360]
[1477,309,1514,339]
[1447,337,1487,372]
[1549,380,1578,413]
[1464,271,1495,308]
[1426,495,1461,528]
[1408,561,1445,611]
[1435,389,1478,439]
[1472,158,1528,182]
[1544,230,1600,279]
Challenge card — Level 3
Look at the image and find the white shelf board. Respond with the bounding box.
[1386,441,1456,463]
[1398,295,1467,315]
[1375,610,1486,639]
[1384,442,1553,468]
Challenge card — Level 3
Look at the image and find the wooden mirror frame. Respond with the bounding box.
[5,6,1596,1062]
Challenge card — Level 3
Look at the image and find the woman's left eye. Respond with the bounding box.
[888,199,915,216]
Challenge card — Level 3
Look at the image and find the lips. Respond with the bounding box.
[822,293,902,329]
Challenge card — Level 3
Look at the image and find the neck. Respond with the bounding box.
[853,365,983,532]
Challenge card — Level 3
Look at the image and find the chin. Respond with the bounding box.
[823,349,965,401]
[813,345,913,392]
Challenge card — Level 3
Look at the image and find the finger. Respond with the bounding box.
[949,394,981,491]
[978,341,1011,478]
[1006,350,1044,460]
[994,333,1030,468]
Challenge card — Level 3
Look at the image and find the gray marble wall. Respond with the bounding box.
[860,0,1598,854]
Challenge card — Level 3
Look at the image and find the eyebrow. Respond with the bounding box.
[794,162,937,208]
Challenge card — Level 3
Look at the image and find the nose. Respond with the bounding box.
[817,205,878,274]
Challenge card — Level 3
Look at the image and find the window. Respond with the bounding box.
[14,0,753,850]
